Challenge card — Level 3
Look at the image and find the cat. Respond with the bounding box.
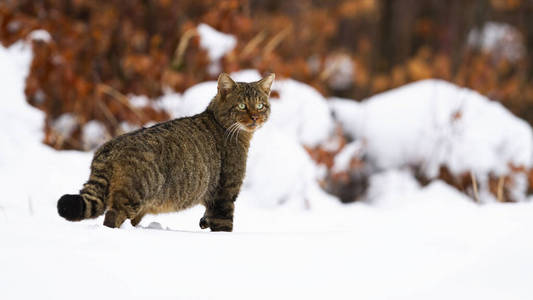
[57,73,274,231]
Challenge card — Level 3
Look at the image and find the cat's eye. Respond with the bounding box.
[256,103,265,110]
[237,103,246,110]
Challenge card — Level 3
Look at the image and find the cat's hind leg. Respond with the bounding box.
[103,190,142,228]
[130,210,146,227]
[200,200,234,232]
[103,209,127,228]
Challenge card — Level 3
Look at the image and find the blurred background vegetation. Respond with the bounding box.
[1,0,532,150]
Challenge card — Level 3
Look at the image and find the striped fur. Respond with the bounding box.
[57,73,274,231]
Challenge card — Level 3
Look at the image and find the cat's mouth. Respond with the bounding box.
[240,121,262,132]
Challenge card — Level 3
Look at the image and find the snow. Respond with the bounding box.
[331,80,533,202]
[1,40,533,300]
[268,78,335,147]
[197,23,237,62]
[28,29,52,42]
[128,94,150,108]
[332,140,364,173]
[51,113,78,138]
[82,120,110,150]
[164,81,217,118]
[467,22,525,62]
[0,41,93,216]
[323,53,355,90]
[197,23,237,75]
[242,127,339,210]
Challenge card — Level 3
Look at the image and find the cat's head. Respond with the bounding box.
[209,73,275,133]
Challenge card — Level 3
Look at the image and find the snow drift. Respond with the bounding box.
[330,80,533,202]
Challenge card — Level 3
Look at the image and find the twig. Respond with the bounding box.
[96,98,119,128]
[241,30,266,58]
[497,176,505,202]
[319,64,335,82]
[98,83,145,124]
[470,171,480,203]
[263,26,292,57]
[172,28,198,69]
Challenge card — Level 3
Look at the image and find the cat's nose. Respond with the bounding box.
[251,115,258,121]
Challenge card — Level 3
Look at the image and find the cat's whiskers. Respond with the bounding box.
[223,123,233,139]
[224,122,241,144]
[233,123,245,144]
[227,124,236,143]
[224,123,236,142]
[232,123,243,144]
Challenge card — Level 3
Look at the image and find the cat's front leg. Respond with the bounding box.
[199,214,210,229]
[200,200,234,232]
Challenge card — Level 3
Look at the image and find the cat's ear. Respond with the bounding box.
[257,73,275,95]
[217,73,236,97]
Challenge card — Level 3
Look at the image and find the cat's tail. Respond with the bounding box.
[57,173,109,221]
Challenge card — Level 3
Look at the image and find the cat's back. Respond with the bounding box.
[93,112,221,162]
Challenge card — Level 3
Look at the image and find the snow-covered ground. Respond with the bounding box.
[1,38,533,300]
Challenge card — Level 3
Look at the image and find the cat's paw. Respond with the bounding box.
[199,216,210,229]
[208,218,233,232]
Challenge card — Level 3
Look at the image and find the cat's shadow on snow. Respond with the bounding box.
[137,221,214,234]
[95,221,225,234]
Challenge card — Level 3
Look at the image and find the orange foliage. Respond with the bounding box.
[2,0,533,196]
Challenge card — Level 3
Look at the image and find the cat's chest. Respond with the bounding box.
[222,143,249,166]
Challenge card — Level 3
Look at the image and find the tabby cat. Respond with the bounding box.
[57,73,274,231]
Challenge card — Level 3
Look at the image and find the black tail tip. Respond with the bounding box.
[57,194,85,221]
